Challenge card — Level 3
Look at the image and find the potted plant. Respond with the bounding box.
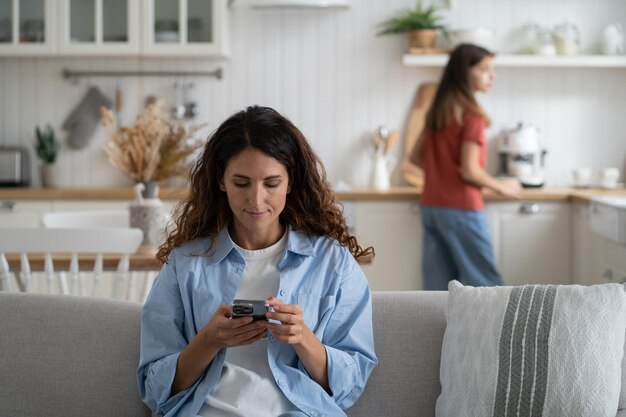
[377,1,445,50]
[34,124,60,188]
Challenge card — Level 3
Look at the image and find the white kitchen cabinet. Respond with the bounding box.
[596,248,626,285]
[142,0,228,56]
[593,235,626,286]
[353,201,422,291]
[0,0,228,56]
[57,0,140,55]
[571,201,626,286]
[486,201,571,286]
[0,0,56,55]
[0,200,52,227]
[571,202,603,285]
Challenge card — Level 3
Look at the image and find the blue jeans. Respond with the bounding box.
[421,205,502,290]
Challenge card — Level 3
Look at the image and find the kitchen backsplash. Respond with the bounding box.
[0,0,625,188]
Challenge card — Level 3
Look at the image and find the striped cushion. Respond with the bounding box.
[436,281,626,417]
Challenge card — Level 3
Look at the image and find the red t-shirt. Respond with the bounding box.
[421,111,487,210]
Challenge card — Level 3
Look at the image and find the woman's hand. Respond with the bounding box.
[172,305,267,395]
[200,304,268,351]
[267,296,330,390]
[265,297,305,345]
[496,178,523,198]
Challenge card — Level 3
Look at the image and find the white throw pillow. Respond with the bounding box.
[436,280,626,417]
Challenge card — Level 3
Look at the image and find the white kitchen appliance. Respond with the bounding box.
[497,123,547,188]
[0,146,31,187]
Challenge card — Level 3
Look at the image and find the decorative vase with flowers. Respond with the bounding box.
[100,101,205,254]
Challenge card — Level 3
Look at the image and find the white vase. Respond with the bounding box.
[370,154,396,190]
[130,202,165,253]
[130,182,165,254]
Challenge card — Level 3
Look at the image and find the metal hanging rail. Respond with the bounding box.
[62,68,223,82]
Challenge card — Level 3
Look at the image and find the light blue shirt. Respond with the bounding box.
[137,226,378,417]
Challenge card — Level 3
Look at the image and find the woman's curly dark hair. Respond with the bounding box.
[156,105,373,263]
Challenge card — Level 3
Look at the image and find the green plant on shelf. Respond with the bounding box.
[34,124,60,165]
[377,1,445,35]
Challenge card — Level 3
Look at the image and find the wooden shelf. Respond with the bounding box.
[402,54,626,68]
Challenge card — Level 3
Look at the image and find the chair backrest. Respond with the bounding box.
[42,210,129,228]
[0,228,143,300]
[41,211,162,303]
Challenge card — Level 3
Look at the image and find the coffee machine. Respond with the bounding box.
[497,123,547,188]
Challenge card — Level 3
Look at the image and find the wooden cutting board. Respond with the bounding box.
[401,83,438,188]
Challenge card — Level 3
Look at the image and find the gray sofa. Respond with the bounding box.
[0,291,624,417]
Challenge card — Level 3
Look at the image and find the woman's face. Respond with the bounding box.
[219,147,290,249]
[469,56,495,93]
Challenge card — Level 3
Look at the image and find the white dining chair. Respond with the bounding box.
[0,228,143,301]
[41,210,161,303]
[41,210,129,228]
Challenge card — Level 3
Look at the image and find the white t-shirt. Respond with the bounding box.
[199,231,297,417]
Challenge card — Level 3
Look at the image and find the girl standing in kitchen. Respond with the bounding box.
[409,43,522,291]
[137,105,377,417]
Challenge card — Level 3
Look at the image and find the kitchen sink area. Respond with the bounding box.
[590,196,626,246]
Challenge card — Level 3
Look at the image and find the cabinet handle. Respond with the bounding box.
[519,203,540,214]
[0,201,17,212]
[603,268,613,281]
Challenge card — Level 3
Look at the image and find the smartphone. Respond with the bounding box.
[231,299,269,321]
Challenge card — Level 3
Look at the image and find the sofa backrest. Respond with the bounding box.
[348,291,448,417]
[1,291,623,416]
[0,292,151,417]
[622,333,626,410]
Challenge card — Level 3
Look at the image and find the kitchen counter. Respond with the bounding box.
[0,186,625,203]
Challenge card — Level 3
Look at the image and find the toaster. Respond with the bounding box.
[0,146,31,187]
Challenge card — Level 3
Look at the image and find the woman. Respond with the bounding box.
[409,43,522,291]
[137,106,377,417]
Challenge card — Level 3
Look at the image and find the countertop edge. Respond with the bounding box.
[0,186,625,204]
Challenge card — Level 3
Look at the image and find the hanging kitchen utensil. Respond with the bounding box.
[115,79,123,126]
[183,81,198,119]
[171,80,185,120]
[62,86,112,150]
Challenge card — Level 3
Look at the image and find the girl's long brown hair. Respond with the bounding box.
[156,105,374,263]
[425,43,494,131]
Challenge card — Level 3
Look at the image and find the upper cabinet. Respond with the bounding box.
[58,0,140,55]
[0,0,56,55]
[0,0,228,56]
[142,0,228,56]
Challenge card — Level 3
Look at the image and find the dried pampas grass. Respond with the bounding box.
[100,101,205,183]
